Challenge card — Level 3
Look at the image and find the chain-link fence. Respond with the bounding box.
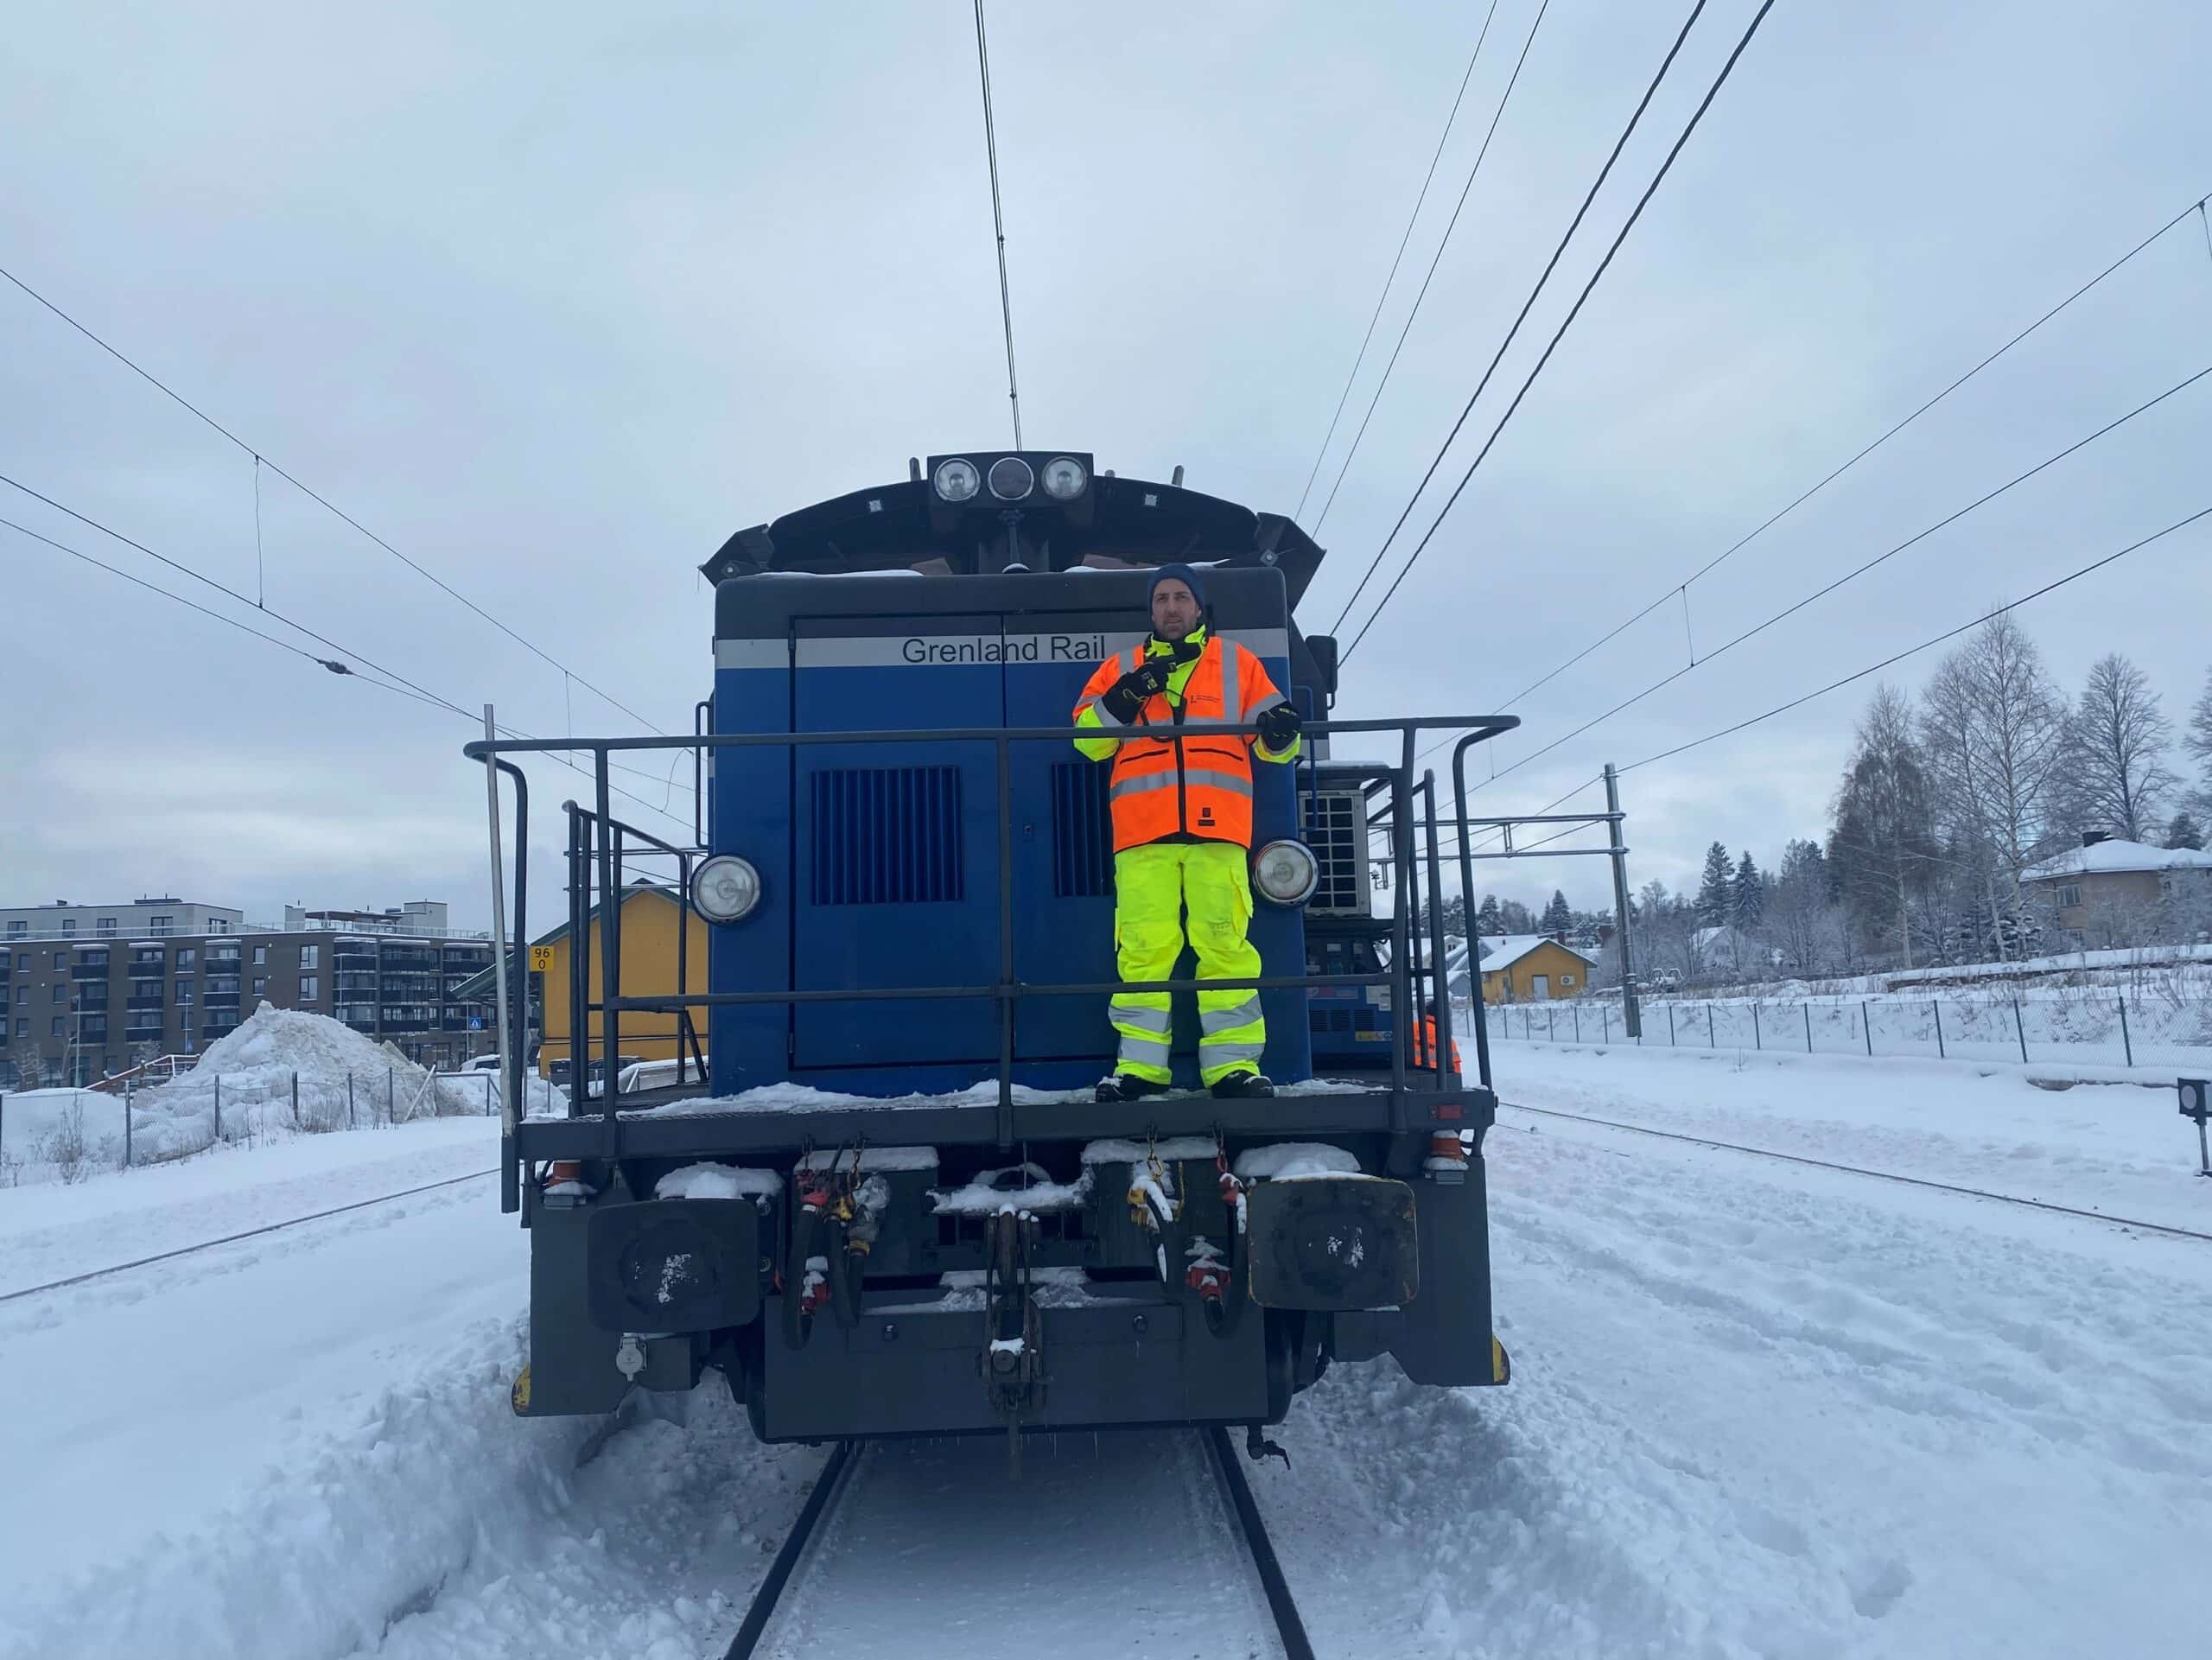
[1486,989,2212,1074]
[0,1067,505,1186]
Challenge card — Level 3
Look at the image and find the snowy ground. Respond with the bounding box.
[0,1115,498,1297]
[0,1117,516,1660]
[1485,1041,2210,1233]
[4,1053,2209,1658]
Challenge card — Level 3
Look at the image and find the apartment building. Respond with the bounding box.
[0,898,243,944]
[0,904,497,1087]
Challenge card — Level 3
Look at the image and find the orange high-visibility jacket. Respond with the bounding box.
[1412,1014,1463,1074]
[1072,634,1290,853]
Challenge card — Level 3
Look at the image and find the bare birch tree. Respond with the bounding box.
[2062,652,2177,842]
[1916,614,2069,957]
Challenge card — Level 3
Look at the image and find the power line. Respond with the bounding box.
[6,480,696,830]
[1307,0,1551,538]
[1338,0,1781,663]
[3,515,451,713]
[0,261,668,733]
[1446,513,2210,861]
[1436,773,1606,863]
[1292,3,1503,524]
[1431,359,2212,785]
[1617,503,2212,775]
[973,0,1023,448]
[1328,0,1712,634]
[1471,186,2212,721]
[1,468,469,716]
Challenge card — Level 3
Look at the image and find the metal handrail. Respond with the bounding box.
[467,714,1520,1169]
[461,715,1517,760]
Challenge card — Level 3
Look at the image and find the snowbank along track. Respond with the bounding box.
[1497,1100,2212,1243]
[0,1167,499,1304]
[724,1428,1315,1659]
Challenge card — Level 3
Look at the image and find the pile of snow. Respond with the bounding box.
[930,1161,1095,1215]
[124,1002,562,1163]
[653,1161,782,1201]
[1234,1142,1363,1181]
[0,1089,130,1185]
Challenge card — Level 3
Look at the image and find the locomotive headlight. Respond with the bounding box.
[690,855,762,923]
[987,455,1035,500]
[1252,839,1320,907]
[1039,455,1088,499]
[933,457,981,502]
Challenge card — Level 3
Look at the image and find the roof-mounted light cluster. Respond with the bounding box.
[930,452,1089,505]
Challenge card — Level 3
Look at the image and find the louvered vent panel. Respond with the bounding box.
[1301,789,1367,914]
[1051,762,1115,899]
[810,766,965,906]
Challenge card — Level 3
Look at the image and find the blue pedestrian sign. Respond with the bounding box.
[468,1017,483,1031]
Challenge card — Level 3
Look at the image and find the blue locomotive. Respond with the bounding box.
[473,451,1513,1451]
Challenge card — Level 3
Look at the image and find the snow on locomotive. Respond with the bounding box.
[469,450,1515,1453]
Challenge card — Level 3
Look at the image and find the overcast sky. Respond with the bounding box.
[4,0,2209,926]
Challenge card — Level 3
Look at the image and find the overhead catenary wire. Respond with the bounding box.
[1434,516,2212,869]
[1327,0,1713,634]
[8,512,686,811]
[1464,187,2212,726]
[5,487,696,831]
[1615,503,2212,776]
[1432,357,2212,785]
[1307,0,1550,538]
[1337,0,1781,664]
[1292,2,1503,524]
[0,261,668,733]
[1435,772,1607,864]
[2,468,470,717]
[2,515,451,713]
[972,0,1023,448]
[1397,184,2212,779]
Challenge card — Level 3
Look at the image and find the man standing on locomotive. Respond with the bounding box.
[1071,564,1302,1103]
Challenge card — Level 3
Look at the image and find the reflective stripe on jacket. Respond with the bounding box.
[1071,629,1295,853]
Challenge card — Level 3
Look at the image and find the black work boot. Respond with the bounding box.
[1096,1072,1173,1104]
[1209,1071,1275,1099]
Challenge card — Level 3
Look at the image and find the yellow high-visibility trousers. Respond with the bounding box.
[1108,841,1266,1086]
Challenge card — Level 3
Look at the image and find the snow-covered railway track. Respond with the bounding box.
[1497,1099,2212,1242]
[0,1167,499,1304]
[725,1428,1313,1659]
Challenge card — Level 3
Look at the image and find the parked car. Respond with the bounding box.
[547,1055,641,1090]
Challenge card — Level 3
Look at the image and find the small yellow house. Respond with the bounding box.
[1476,934,1594,1002]
[527,884,709,1078]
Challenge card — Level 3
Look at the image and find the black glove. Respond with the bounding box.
[1100,658,1175,723]
[1255,703,1302,751]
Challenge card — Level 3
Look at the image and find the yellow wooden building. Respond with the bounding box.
[522,884,709,1078]
[1474,934,1594,1002]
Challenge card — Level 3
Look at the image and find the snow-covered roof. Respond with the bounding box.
[2021,839,2212,881]
[1475,933,1594,970]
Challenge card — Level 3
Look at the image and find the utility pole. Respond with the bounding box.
[1604,764,1641,1039]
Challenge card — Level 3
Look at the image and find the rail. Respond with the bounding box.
[467,716,1518,1208]
[717,1429,1314,1659]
